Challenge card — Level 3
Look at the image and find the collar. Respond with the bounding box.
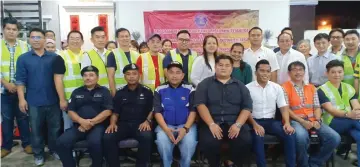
[316,51,330,58]
[124,84,141,92]
[31,49,48,56]
[82,84,101,91]
[290,81,308,87]
[67,49,83,56]
[342,47,360,56]
[176,48,192,56]
[213,76,236,84]
[4,39,18,47]
[255,80,270,87]
[94,47,107,55]
[248,46,264,53]
[277,48,291,56]
[165,81,184,89]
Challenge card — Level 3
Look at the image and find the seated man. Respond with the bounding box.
[283,61,340,167]
[103,64,154,167]
[246,59,296,167]
[318,59,360,166]
[154,61,197,167]
[56,66,112,167]
[195,55,252,167]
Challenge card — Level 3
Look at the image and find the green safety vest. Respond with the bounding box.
[87,49,112,88]
[112,48,139,89]
[60,50,83,100]
[342,55,355,86]
[169,49,197,83]
[1,39,28,82]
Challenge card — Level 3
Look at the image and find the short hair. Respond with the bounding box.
[67,30,84,41]
[313,33,330,42]
[255,59,270,71]
[2,17,18,29]
[177,30,191,37]
[287,61,306,72]
[44,30,55,37]
[115,28,130,37]
[215,54,234,65]
[29,28,45,36]
[296,39,311,50]
[281,27,292,34]
[162,39,172,46]
[139,42,148,49]
[230,43,244,52]
[329,28,345,37]
[248,27,262,35]
[326,60,344,72]
[90,26,105,36]
[344,29,360,38]
[105,41,117,48]
[277,32,293,41]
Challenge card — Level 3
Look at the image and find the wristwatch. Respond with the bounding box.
[183,126,189,133]
[146,118,152,123]
[235,122,242,129]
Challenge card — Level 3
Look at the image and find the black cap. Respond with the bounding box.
[123,63,139,74]
[81,65,99,76]
[166,61,183,70]
[147,33,161,41]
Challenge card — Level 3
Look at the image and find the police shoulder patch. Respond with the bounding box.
[118,86,126,91]
[142,85,151,90]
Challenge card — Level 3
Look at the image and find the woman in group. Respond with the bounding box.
[296,39,312,59]
[229,43,252,84]
[139,41,150,53]
[190,35,218,86]
[130,40,139,52]
[162,39,172,54]
[105,41,117,51]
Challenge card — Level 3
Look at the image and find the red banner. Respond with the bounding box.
[144,10,259,55]
[98,14,108,39]
[70,15,80,31]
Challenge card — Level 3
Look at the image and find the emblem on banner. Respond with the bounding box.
[194,13,208,28]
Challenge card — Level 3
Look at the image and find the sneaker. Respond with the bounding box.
[34,157,44,166]
[1,149,11,158]
[24,145,33,154]
[51,152,60,160]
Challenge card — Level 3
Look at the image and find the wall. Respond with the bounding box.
[42,1,61,48]
[290,5,316,43]
[116,0,291,46]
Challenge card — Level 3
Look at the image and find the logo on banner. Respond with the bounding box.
[194,13,208,28]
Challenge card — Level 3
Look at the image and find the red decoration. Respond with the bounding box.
[98,14,108,39]
[70,15,80,31]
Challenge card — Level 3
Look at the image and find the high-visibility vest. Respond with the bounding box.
[169,49,197,83]
[282,81,316,121]
[113,48,139,89]
[87,49,112,88]
[342,55,356,87]
[320,81,355,125]
[1,39,29,82]
[140,52,165,91]
[60,50,83,100]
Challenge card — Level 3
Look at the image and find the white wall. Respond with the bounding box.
[42,1,61,48]
[115,0,291,46]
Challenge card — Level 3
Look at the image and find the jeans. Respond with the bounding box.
[252,119,296,167]
[1,93,30,150]
[155,124,197,167]
[62,111,73,131]
[291,121,340,167]
[28,104,61,158]
[329,117,360,167]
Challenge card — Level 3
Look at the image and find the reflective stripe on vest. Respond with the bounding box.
[113,48,139,89]
[169,49,197,83]
[1,40,28,81]
[61,50,82,99]
[87,49,111,88]
[141,52,165,91]
[342,55,355,87]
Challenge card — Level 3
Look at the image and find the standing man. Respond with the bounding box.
[16,28,61,166]
[81,26,114,88]
[195,55,253,167]
[163,30,197,83]
[243,27,280,82]
[107,28,139,96]
[136,34,165,91]
[328,28,345,57]
[283,61,340,167]
[56,66,112,167]
[273,27,297,53]
[103,63,154,167]
[247,59,296,167]
[345,30,360,89]
[1,17,32,158]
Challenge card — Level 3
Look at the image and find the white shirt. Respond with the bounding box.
[276,48,309,85]
[81,48,107,70]
[246,81,288,119]
[243,46,280,81]
[190,56,215,86]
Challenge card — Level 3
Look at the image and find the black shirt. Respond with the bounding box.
[113,84,153,123]
[53,55,67,74]
[107,52,130,71]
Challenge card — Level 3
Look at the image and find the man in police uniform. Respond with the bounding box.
[103,63,154,167]
[56,66,113,167]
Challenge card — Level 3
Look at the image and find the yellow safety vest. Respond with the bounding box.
[60,50,83,100]
[67,49,84,63]
[87,49,112,88]
[113,48,139,89]
[1,39,28,82]
[140,52,165,91]
[169,49,197,83]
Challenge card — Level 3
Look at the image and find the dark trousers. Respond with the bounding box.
[103,122,153,167]
[252,119,296,167]
[199,123,252,167]
[1,93,31,150]
[28,104,61,158]
[57,125,105,167]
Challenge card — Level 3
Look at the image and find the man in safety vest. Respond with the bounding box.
[318,59,360,166]
[163,30,197,83]
[107,28,139,96]
[136,33,165,91]
[54,30,85,130]
[1,17,32,158]
[283,61,340,167]
[345,30,360,92]
[81,26,114,89]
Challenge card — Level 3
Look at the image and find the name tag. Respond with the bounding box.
[94,93,102,98]
[75,95,84,98]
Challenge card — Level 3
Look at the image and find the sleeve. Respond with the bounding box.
[317,88,330,105]
[194,80,208,107]
[106,52,117,70]
[300,54,310,84]
[240,84,253,112]
[190,56,205,86]
[145,89,154,113]
[15,55,27,86]
[188,87,196,112]
[153,90,162,113]
[162,53,172,69]
[307,58,313,82]
[113,91,122,114]
[245,64,253,84]
[276,86,288,108]
[268,51,280,72]
[53,56,66,74]
[80,52,91,70]
[136,57,143,76]
[67,91,77,111]
[283,87,290,105]
[102,88,113,110]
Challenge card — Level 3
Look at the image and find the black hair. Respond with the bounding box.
[313,33,330,42]
[44,30,55,37]
[230,43,246,71]
[139,42,149,52]
[326,60,344,72]
[162,39,172,46]
[115,28,130,37]
[203,35,218,71]
[277,32,293,41]
[67,30,84,41]
[215,54,233,65]
[329,28,345,37]
[105,41,117,49]
[255,59,270,71]
[130,40,139,50]
[287,61,306,72]
[248,27,262,35]
[29,28,45,36]
[2,17,18,29]
[90,26,105,36]
[344,29,360,38]
[177,30,191,37]
[281,27,292,34]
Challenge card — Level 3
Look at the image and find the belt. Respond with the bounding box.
[254,118,274,121]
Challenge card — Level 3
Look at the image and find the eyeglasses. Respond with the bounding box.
[30,36,43,40]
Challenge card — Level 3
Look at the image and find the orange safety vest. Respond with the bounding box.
[282,81,316,121]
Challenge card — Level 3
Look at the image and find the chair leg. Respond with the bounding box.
[332,152,335,167]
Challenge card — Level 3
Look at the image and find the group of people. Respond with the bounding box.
[2,15,360,167]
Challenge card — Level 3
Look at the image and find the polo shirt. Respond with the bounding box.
[163,49,192,82]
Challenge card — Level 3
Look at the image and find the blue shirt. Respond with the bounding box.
[15,50,59,106]
[153,82,195,126]
[163,49,191,82]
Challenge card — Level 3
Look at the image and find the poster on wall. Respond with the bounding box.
[98,14,109,39]
[70,15,80,31]
[144,10,259,55]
